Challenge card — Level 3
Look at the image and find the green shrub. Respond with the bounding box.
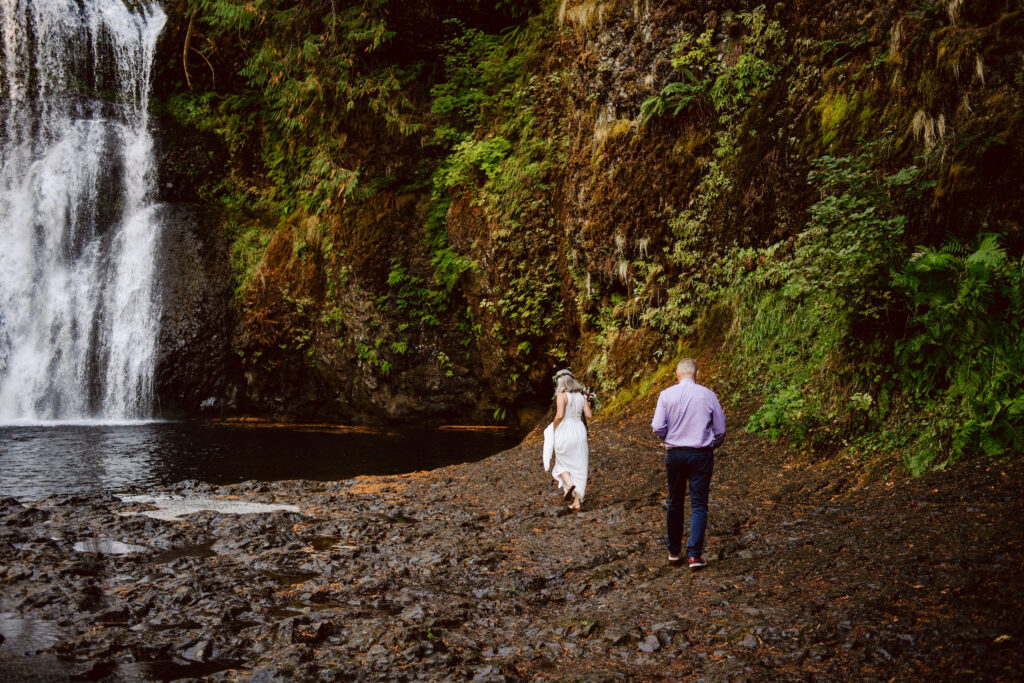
[639,29,717,125]
[640,6,785,126]
[783,155,920,317]
[896,234,1024,471]
[746,384,818,444]
[437,137,513,189]
[430,21,518,133]
[728,148,923,446]
[726,144,1024,472]
[229,223,271,299]
[185,0,421,215]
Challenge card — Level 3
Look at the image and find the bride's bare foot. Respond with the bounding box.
[569,491,582,511]
[562,484,575,502]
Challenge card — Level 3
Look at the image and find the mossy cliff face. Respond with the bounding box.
[150,0,1024,446]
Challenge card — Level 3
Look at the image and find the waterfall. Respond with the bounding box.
[0,0,167,422]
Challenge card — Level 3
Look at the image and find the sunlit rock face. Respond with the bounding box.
[0,0,166,421]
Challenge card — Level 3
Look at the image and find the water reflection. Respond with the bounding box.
[0,422,519,500]
[72,538,149,554]
[0,612,66,656]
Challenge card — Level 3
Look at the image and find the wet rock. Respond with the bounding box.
[69,659,117,679]
[471,664,505,681]
[651,619,682,647]
[739,634,760,649]
[152,204,238,418]
[638,634,661,652]
[249,665,289,683]
[601,626,631,645]
[2,390,1023,681]
[400,604,426,624]
[94,605,133,624]
[186,638,214,662]
[0,496,24,508]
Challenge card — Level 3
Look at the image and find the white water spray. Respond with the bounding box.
[0,0,167,422]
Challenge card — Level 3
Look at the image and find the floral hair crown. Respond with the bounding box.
[552,368,574,381]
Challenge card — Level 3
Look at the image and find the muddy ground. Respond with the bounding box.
[1,393,1023,681]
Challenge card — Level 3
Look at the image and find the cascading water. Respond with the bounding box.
[0,0,166,422]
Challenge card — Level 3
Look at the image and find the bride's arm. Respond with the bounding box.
[553,392,566,431]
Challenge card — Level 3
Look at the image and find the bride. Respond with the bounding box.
[544,368,593,511]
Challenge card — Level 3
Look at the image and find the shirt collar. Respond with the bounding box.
[679,378,695,385]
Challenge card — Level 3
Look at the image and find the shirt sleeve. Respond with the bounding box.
[710,391,726,448]
[652,391,668,440]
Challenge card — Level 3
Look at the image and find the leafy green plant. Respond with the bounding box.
[437,351,454,378]
[639,30,717,125]
[386,259,446,327]
[228,223,271,300]
[426,15,566,389]
[184,0,421,217]
[710,5,786,122]
[721,135,1023,473]
[639,7,785,127]
[430,21,517,134]
[437,136,513,190]
[782,155,921,316]
[896,234,1024,471]
[725,147,925,447]
[637,7,788,344]
[746,384,816,443]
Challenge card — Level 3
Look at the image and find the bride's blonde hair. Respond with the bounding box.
[553,369,584,394]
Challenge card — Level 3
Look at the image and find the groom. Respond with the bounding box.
[651,358,726,569]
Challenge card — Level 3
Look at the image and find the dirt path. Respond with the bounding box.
[1,394,1022,680]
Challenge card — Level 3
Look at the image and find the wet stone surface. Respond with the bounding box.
[72,539,149,555]
[1,406,1023,680]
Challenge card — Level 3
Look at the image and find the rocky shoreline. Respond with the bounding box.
[2,400,1023,681]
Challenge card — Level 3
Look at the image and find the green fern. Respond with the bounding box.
[897,233,1024,466]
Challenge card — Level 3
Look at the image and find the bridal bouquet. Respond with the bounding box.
[582,386,601,413]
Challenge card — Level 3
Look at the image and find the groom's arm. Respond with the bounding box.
[651,392,668,441]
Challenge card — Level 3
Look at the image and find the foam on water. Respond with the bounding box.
[120,494,302,521]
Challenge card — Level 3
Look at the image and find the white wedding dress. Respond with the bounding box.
[543,391,589,501]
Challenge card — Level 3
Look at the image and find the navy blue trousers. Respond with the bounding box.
[665,446,714,558]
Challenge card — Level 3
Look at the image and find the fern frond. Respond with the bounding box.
[940,240,967,257]
[966,233,1007,276]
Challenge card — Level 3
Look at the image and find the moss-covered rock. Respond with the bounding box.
[148,0,1024,455]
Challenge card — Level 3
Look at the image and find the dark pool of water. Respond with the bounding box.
[0,422,520,500]
[0,611,65,656]
[0,609,241,680]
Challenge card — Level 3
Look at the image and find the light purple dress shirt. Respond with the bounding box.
[651,378,726,449]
